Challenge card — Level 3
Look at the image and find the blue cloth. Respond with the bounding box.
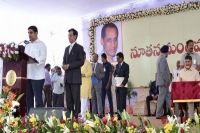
[102,61,112,85]
[92,74,98,84]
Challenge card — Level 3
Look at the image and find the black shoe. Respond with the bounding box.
[191,119,196,124]
[98,115,103,119]
[156,117,162,119]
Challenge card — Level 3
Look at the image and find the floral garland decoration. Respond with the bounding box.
[88,1,200,61]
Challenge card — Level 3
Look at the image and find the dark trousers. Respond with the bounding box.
[116,87,127,119]
[89,99,92,112]
[102,85,113,116]
[146,95,169,115]
[26,79,45,114]
[53,93,64,107]
[43,85,52,107]
[65,82,80,118]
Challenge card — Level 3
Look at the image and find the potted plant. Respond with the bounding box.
[144,80,152,88]
[126,81,137,114]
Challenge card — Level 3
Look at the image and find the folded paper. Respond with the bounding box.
[115,77,127,87]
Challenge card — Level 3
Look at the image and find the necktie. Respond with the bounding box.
[69,45,72,54]
[93,63,96,71]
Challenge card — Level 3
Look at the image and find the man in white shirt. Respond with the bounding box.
[180,40,200,71]
[52,67,64,107]
[172,60,180,81]
[25,26,47,114]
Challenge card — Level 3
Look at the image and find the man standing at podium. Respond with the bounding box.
[177,55,200,120]
[25,26,47,114]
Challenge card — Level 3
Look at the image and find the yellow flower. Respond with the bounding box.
[51,116,56,121]
[94,121,99,126]
[0,117,4,123]
[113,117,118,122]
[13,121,18,127]
[29,114,37,123]
[84,125,90,131]
[52,110,55,113]
[59,124,65,128]
[146,127,152,133]
[186,118,191,124]
[4,103,9,109]
[86,112,91,118]
[164,123,173,133]
[73,122,78,129]
[127,126,136,133]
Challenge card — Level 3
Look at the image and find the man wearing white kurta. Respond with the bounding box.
[25,26,47,114]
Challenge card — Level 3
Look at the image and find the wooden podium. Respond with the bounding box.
[2,45,38,116]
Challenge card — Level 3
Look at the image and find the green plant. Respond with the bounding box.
[127,81,137,105]
[148,80,152,88]
[143,80,152,88]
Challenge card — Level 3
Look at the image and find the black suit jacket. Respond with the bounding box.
[114,62,129,87]
[149,80,159,96]
[63,43,84,84]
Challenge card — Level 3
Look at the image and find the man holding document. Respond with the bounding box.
[114,52,129,120]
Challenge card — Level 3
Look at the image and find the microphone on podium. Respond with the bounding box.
[17,40,30,45]
[17,40,30,53]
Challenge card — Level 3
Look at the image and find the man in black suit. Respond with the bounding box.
[62,28,84,118]
[114,52,129,120]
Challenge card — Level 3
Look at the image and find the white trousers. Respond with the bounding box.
[111,85,117,112]
[81,98,88,119]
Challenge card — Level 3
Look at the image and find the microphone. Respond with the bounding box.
[17,40,30,45]
[17,40,29,53]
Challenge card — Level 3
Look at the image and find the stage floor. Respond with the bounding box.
[130,115,163,128]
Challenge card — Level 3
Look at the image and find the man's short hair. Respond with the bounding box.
[186,40,193,47]
[170,73,172,76]
[56,67,61,70]
[28,26,38,33]
[185,55,192,61]
[101,53,107,60]
[93,53,98,58]
[116,52,124,60]
[68,28,78,39]
[83,51,86,56]
[101,23,118,39]
[45,63,51,68]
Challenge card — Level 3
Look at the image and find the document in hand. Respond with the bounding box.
[115,77,128,87]
[92,74,98,84]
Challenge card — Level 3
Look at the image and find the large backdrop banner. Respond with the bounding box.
[94,9,200,87]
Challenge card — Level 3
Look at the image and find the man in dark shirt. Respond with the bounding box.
[146,73,159,116]
[101,53,113,117]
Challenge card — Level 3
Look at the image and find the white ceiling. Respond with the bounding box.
[0,0,137,20]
